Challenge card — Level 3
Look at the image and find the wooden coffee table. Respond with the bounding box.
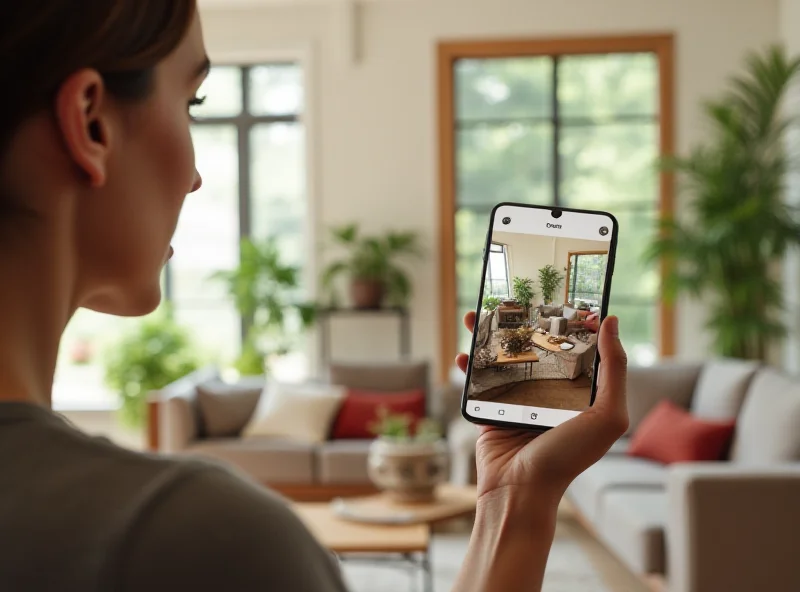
[493,345,539,378]
[293,485,478,592]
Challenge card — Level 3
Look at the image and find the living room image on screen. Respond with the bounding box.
[467,229,609,412]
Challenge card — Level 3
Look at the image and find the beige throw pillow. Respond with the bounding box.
[242,381,346,444]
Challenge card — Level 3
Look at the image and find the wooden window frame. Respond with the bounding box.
[564,250,610,304]
[437,34,675,383]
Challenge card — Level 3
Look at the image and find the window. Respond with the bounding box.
[442,37,673,375]
[53,62,308,410]
[485,243,510,297]
[566,252,608,306]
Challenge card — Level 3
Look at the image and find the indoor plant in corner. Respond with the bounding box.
[538,264,565,305]
[211,237,316,376]
[645,46,800,361]
[366,408,448,503]
[512,276,535,322]
[104,306,200,430]
[322,223,423,309]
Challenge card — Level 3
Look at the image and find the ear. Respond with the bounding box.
[54,69,113,188]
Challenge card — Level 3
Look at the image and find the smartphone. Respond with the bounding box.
[461,202,618,432]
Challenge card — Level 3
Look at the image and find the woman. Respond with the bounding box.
[0,2,629,590]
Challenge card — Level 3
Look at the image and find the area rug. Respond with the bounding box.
[341,531,610,592]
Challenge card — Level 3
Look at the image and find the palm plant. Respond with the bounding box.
[645,46,800,360]
[212,237,316,375]
[512,276,536,317]
[322,223,423,308]
[538,264,565,304]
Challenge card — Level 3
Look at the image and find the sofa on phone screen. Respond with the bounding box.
[443,358,800,592]
[151,360,465,501]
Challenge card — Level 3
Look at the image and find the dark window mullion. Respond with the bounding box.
[239,65,252,344]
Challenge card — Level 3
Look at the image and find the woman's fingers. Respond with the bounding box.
[593,316,629,425]
[463,311,476,332]
[455,353,469,374]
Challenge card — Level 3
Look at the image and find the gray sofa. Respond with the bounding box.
[567,359,800,592]
[445,359,800,591]
[156,361,432,488]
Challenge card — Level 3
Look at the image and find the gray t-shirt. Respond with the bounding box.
[0,402,349,592]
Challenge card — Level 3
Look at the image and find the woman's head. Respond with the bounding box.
[0,0,207,316]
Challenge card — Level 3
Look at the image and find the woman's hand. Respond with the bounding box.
[455,312,628,504]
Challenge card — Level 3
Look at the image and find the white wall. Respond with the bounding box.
[494,231,608,306]
[782,0,800,373]
[198,0,780,381]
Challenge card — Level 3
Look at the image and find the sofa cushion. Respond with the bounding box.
[625,362,701,436]
[329,361,429,394]
[691,359,760,420]
[628,400,736,464]
[567,456,667,523]
[317,440,372,484]
[186,438,315,483]
[597,490,667,575]
[242,381,345,444]
[730,369,800,463]
[196,380,263,438]
[331,389,426,439]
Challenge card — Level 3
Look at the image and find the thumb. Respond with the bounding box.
[594,316,628,420]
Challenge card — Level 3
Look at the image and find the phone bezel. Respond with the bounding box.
[460,202,620,433]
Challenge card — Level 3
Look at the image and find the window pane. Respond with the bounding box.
[249,64,304,116]
[170,125,239,357]
[457,123,553,208]
[558,53,658,119]
[456,57,552,121]
[193,67,242,118]
[609,208,659,302]
[559,122,658,208]
[174,305,240,364]
[567,254,607,305]
[606,301,658,367]
[250,123,306,267]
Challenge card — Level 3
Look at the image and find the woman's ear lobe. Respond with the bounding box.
[54,69,111,188]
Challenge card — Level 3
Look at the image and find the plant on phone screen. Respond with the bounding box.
[482,295,502,311]
[512,277,535,319]
[538,264,565,304]
[645,46,800,361]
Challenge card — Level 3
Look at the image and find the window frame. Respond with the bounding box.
[486,242,511,298]
[437,35,675,383]
[565,250,609,305]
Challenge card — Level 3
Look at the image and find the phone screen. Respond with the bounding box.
[463,203,617,430]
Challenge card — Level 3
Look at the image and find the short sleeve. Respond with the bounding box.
[116,466,349,592]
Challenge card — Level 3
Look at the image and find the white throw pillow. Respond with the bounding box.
[241,381,346,444]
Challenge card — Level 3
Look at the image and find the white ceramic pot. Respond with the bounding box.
[367,438,449,503]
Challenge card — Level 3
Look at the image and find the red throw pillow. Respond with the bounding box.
[627,400,736,464]
[331,389,426,439]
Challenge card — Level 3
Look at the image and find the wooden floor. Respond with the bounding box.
[471,375,591,410]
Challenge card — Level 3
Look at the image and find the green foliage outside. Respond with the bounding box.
[322,223,424,307]
[212,237,316,375]
[104,307,199,429]
[646,46,800,360]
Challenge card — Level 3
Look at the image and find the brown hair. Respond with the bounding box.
[0,0,196,155]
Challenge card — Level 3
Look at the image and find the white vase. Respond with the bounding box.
[367,438,449,503]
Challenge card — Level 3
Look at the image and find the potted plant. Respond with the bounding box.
[512,276,535,320]
[366,407,448,503]
[104,306,199,429]
[645,46,800,360]
[211,237,316,375]
[538,264,565,304]
[322,223,423,309]
[500,327,534,357]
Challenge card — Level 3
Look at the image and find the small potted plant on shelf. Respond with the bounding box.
[322,223,423,309]
[366,407,448,503]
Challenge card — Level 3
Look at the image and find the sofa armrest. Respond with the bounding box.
[157,366,219,453]
[667,463,800,592]
[625,362,702,435]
